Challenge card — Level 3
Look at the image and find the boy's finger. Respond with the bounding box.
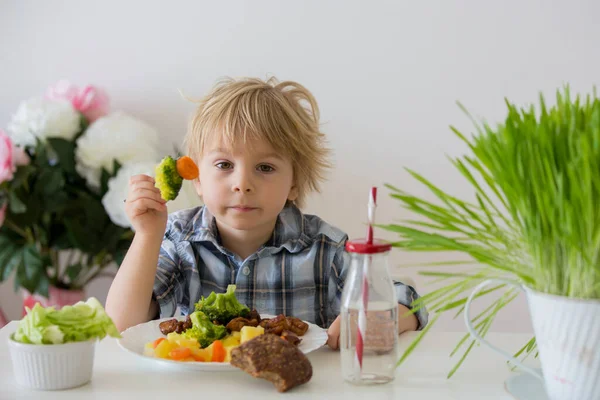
[131,188,166,204]
[128,198,167,214]
[129,174,155,184]
[326,316,341,350]
[326,332,340,350]
[130,180,162,193]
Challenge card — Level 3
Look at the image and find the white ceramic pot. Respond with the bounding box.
[8,335,96,390]
[464,279,600,400]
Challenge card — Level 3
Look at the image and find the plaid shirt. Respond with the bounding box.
[153,204,428,329]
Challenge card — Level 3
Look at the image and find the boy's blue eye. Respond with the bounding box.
[215,162,233,170]
[257,164,274,173]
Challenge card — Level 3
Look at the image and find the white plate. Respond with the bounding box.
[117,315,328,371]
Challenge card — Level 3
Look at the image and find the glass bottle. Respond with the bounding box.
[340,239,398,384]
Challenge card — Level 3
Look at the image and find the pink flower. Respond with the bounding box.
[0,131,14,184]
[12,146,30,167]
[45,80,110,122]
[0,129,30,185]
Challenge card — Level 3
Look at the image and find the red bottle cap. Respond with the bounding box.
[345,238,392,254]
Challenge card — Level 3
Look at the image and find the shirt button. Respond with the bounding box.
[242,266,251,276]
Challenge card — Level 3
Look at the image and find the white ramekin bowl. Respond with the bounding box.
[8,335,96,390]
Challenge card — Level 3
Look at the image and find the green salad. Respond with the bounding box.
[12,297,121,345]
[177,284,250,347]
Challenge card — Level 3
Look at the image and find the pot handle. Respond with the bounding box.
[464,279,543,381]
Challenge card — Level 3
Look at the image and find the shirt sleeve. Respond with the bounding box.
[327,243,350,328]
[394,281,429,331]
[152,230,184,319]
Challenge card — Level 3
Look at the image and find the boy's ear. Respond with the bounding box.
[287,185,299,202]
[193,178,203,197]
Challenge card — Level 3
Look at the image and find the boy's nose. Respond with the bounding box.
[233,185,252,193]
[231,170,254,193]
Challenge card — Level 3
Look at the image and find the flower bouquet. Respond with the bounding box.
[0,81,196,311]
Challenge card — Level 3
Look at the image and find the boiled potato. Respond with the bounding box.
[221,334,241,348]
[154,339,177,359]
[240,326,264,343]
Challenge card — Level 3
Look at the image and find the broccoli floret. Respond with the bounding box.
[181,311,227,348]
[155,156,183,201]
[194,284,250,325]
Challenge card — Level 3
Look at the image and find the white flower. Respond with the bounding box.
[102,162,156,228]
[76,111,161,188]
[7,97,81,146]
[102,162,200,229]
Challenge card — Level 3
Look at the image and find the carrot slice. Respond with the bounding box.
[176,156,199,180]
[152,337,166,348]
[169,347,192,360]
[211,340,226,363]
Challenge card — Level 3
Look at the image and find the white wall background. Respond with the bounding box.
[1,0,599,332]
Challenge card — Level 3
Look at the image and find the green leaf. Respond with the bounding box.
[100,168,111,195]
[35,274,50,298]
[112,159,122,176]
[0,254,17,281]
[37,168,65,196]
[46,138,76,175]
[33,139,49,167]
[0,237,18,281]
[22,245,43,281]
[8,191,26,213]
[7,247,25,291]
[436,284,506,312]
[396,312,440,370]
[66,263,83,282]
[48,231,72,250]
[10,165,35,189]
[73,114,88,141]
[44,192,69,214]
[447,340,477,378]
[4,245,45,295]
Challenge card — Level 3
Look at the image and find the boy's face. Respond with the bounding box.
[194,137,298,232]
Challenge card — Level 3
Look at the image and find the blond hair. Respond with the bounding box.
[184,77,331,208]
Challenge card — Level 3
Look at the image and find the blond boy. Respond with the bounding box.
[106,77,428,348]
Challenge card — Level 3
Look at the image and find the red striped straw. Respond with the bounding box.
[356,187,377,373]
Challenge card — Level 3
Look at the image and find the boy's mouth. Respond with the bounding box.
[230,205,258,212]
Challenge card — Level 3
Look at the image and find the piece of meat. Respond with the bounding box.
[182,315,192,331]
[259,314,309,336]
[175,316,192,333]
[259,314,291,336]
[158,316,193,335]
[285,317,309,336]
[158,319,179,335]
[227,317,260,331]
[227,318,249,332]
[249,309,261,323]
[230,334,312,392]
[280,331,302,346]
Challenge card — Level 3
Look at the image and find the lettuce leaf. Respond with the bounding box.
[12,297,121,345]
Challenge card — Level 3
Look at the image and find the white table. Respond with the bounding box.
[0,321,538,399]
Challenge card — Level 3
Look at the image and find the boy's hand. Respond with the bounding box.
[326,304,418,351]
[125,175,168,236]
[327,315,341,350]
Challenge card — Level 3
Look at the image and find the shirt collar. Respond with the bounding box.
[181,203,312,257]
